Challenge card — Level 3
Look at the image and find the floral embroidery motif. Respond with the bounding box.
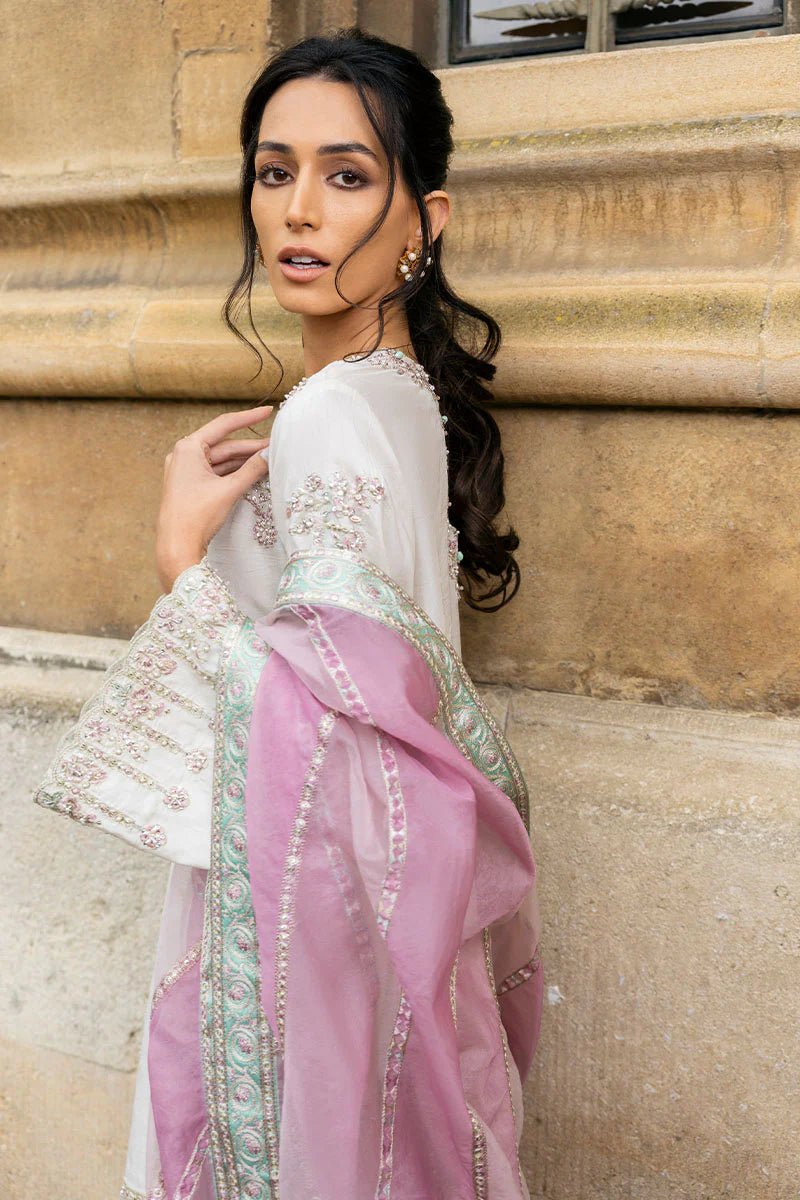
[276,349,462,599]
[185,749,209,774]
[163,786,190,811]
[286,471,386,553]
[32,559,246,855]
[244,477,278,548]
[140,823,167,849]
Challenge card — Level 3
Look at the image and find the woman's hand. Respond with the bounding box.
[155,404,274,592]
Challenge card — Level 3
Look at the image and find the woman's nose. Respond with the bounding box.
[284,169,320,228]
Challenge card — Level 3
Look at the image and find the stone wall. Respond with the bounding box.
[4,26,800,713]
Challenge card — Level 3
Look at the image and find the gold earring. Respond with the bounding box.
[397,244,433,283]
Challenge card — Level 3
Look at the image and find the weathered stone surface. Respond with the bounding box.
[461,404,800,715]
[6,400,800,714]
[164,0,271,50]
[3,116,799,404]
[508,689,800,1199]
[4,9,800,1198]
[0,1,175,177]
[0,690,168,1074]
[178,48,265,159]
[1,398,224,637]
[0,1035,136,1200]
[439,33,800,136]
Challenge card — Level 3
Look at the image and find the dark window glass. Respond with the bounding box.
[450,0,585,63]
[449,0,785,61]
[615,0,783,45]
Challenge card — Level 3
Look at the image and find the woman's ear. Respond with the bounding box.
[423,191,451,242]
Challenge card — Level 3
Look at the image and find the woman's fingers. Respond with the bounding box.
[213,458,257,477]
[180,404,275,451]
[207,437,270,465]
[223,443,271,496]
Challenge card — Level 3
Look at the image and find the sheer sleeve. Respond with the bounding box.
[268,378,417,593]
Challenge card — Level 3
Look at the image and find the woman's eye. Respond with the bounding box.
[257,165,289,185]
[333,169,366,189]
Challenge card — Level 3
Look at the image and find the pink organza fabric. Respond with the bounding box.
[149,597,542,1199]
[248,602,542,1199]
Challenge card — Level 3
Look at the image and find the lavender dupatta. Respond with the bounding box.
[148,549,543,1200]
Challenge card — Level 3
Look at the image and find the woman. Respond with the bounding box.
[32,26,543,1200]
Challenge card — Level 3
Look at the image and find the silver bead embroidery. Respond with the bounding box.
[447,522,461,583]
[276,347,439,413]
[286,471,386,553]
[32,559,244,850]
[277,348,463,595]
[244,477,277,548]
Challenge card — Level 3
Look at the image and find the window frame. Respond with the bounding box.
[448,0,799,65]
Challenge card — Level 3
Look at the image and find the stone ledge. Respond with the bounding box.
[0,623,128,670]
[3,108,800,406]
[2,281,798,406]
[439,32,800,137]
[0,625,128,719]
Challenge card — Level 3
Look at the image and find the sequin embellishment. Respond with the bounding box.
[244,477,277,548]
[447,522,461,583]
[277,347,438,413]
[496,947,542,995]
[31,559,248,853]
[286,471,386,553]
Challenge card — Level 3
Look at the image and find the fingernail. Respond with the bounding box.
[259,448,269,462]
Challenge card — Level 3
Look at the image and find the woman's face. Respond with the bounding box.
[251,76,420,316]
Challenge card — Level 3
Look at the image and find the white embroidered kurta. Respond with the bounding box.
[116,349,466,1197]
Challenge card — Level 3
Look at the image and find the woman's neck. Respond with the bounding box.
[300,318,416,375]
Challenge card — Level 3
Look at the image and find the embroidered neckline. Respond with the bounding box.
[277,348,439,412]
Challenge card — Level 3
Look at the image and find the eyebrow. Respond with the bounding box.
[255,140,379,163]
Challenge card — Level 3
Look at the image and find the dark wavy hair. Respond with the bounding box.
[222,25,520,612]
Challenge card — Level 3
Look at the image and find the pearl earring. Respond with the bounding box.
[397,244,433,283]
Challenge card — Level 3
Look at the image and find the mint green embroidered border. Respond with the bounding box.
[274,549,530,832]
[200,616,280,1200]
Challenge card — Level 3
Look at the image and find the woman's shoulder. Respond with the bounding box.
[275,351,443,429]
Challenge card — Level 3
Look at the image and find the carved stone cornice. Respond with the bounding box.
[2,111,799,406]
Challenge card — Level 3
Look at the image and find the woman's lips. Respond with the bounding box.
[279,260,331,282]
